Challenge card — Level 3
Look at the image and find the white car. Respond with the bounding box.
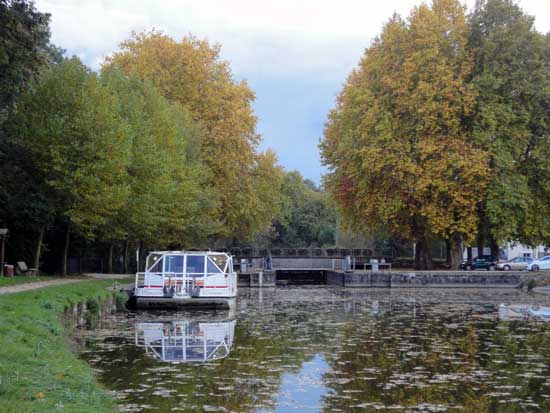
[496,256,533,271]
[526,256,550,272]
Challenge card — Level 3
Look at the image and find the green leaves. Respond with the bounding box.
[98,68,214,246]
[9,59,130,238]
[105,30,283,241]
[0,0,52,117]
[470,0,550,247]
[272,171,336,248]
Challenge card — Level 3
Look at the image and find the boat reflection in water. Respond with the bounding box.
[499,303,550,321]
[135,319,236,363]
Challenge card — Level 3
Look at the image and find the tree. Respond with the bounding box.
[0,0,64,271]
[0,134,55,269]
[321,0,489,269]
[104,30,281,241]
[272,171,336,248]
[8,58,131,274]
[97,68,215,271]
[0,0,51,118]
[469,0,550,254]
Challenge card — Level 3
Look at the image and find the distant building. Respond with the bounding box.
[502,243,547,260]
[464,243,548,260]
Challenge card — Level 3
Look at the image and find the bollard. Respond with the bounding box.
[371,258,379,272]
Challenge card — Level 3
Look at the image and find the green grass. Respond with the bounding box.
[0,278,128,412]
[0,275,65,288]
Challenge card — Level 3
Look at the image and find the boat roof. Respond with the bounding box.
[148,250,230,256]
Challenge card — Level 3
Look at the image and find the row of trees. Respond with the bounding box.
[0,1,338,274]
[321,0,550,269]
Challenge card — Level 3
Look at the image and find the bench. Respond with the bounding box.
[16,261,38,276]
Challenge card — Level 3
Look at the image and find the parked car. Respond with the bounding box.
[526,256,550,272]
[460,255,498,271]
[496,256,533,271]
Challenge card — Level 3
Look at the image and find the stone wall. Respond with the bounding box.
[238,271,276,288]
[326,270,524,288]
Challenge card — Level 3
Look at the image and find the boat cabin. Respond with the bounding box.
[134,251,237,301]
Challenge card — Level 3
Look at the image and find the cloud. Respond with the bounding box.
[35,0,550,183]
[37,0,550,75]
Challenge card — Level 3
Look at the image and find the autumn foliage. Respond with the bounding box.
[321,0,490,269]
[104,30,280,240]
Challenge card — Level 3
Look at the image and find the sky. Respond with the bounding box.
[35,0,550,184]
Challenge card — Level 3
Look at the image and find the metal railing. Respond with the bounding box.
[135,271,234,296]
[271,258,345,270]
[364,262,392,272]
[135,272,196,295]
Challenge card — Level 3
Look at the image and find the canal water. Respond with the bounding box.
[78,287,550,412]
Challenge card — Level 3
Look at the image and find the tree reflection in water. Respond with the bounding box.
[79,288,550,412]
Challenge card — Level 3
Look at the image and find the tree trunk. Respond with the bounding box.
[449,234,464,270]
[62,223,70,276]
[445,239,452,268]
[123,239,129,274]
[467,247,473,261]
[414,237,433,270]
[138,240,144,272]
[34,225,45,272]
[489,237,499,259]
[477,233,485,257]
[107,242,114,274]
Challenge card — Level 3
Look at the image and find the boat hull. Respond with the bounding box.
[128,294,236,310]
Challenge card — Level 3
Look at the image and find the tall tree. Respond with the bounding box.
[469,0,550,254]
[104,31,280,241]
[7,58,131,273]
[98,68,215,254]
[321,0,489,269]
[0,0,51,118]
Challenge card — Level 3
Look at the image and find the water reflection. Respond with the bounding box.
[79,288,550,413]
[135,320,236,363]
[499,304,550,321]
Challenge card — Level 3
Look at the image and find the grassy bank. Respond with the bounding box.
[0,278,128,412]
[0,275,64,288]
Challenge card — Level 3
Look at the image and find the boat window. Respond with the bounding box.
[186,255,205,274]
[165,255,184,274]
[148,254,163,273]
[207,257,222,274]
[209,255,228,272]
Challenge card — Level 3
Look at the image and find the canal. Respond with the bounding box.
[78,287,550,412]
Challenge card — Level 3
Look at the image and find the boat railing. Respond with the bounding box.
[163,273,196,296]
[135,272,146,289]
[136,269,234,295]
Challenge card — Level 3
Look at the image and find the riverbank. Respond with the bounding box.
[0,278,129,412]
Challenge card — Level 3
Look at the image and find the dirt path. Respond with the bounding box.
[0,278,91,295]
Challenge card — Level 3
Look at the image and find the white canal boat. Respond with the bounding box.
[131,251,237,309]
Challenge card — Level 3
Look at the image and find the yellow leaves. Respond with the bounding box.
[104,30,273,239]
[321,0,490,242]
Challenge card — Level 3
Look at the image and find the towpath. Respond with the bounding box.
[0,274,132,295]
[0,278,90,295]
